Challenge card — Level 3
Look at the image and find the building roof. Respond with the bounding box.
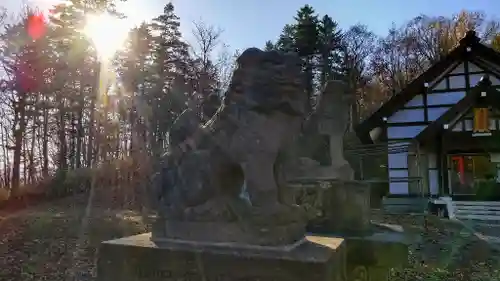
[355,30,500,144]
[415,75,500,146]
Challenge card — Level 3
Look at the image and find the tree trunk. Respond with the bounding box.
[2,127,11,188]
[42,97,49,177]
[11,96,27,197]
[28,123,36,184]
[76,108,84,168]
[58,103,68,171]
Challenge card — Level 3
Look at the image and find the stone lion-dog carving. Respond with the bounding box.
[152,48,309,246]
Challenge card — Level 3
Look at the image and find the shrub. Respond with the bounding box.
[475,180,500,201]
[45,168,92,199]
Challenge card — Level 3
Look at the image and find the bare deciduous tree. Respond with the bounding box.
[191,20,223,70]
[341,24,375,129]
[190,20,237,95]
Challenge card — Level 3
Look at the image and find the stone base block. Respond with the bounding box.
[152,220,306,246]
[97,233,346,281]
[345,230,412,268]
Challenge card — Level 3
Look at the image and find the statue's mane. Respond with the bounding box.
[222,48,306,118]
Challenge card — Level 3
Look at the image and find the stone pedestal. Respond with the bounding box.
[151,220,306,247]
[97,233,347,281]
[292,179,371,236]
[321,180,371,236]
[290,179,412,281]
[344,230,412,281]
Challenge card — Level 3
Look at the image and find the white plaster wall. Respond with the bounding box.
[467,61,500,85]
[428,107,450,121]
[387,142,410,195]
[469,73,485,86]
[490,119,497,130]
[427,92,465,106]
[389,169,409,178]
[404,95,424,107]
[387,125,427,139]
[388,153,408,169]
[451,119,498,132]
[450,63,465,74]
[428,169,439,195]
[491,76,500,86]
[388,109,425,123]
[452,122,462,131]
[449,75,466,89]
[464,119,473,131]
[389,182,409,194]
[433,79,447,90]
[380,58,500,197]
[468,62,483,73]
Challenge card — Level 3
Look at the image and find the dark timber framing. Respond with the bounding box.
[355,30,500,200]
[355,30,500,143]
[415,77,500,145]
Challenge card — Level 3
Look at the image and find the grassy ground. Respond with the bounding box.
[1,196,500,281]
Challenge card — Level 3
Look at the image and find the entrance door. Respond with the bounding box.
[448,154,496,195]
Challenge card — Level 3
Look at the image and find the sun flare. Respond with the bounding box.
[83,13,129,60]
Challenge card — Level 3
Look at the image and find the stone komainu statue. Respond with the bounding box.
[151,48,309,246]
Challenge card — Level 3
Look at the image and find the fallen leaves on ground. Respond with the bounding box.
[0,194,151,281]
[371,211,500,281]
[2,199,500,281]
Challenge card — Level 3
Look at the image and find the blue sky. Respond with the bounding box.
[4,0,500,52]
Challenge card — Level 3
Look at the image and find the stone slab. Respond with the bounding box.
[344,231,411,268]
[97,233,346,281]
[291,179,372,236]
[312,227,413,269]
[152,220,306,247]
[324,181,371,235]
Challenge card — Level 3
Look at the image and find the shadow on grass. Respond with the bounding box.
[0,200,152,281]
[3,202,500,281]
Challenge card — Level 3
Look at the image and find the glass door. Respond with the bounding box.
[448,154,496,195]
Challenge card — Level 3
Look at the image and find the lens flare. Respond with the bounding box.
[83,13,129,60]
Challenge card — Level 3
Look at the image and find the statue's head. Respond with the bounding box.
[226,48,307,117]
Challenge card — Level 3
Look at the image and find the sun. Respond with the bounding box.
[83,13,129,60]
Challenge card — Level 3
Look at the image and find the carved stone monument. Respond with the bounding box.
[291,80,354,180]
[317,81,355,180]
[150,47,311,246]
[97,48,346,281]
[286,81,411,281]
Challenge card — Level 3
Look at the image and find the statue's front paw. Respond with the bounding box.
[183,198,235,222]
[249,203,306,226]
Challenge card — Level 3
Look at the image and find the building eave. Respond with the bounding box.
[415,76,500,146]
[355,30,490,145]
